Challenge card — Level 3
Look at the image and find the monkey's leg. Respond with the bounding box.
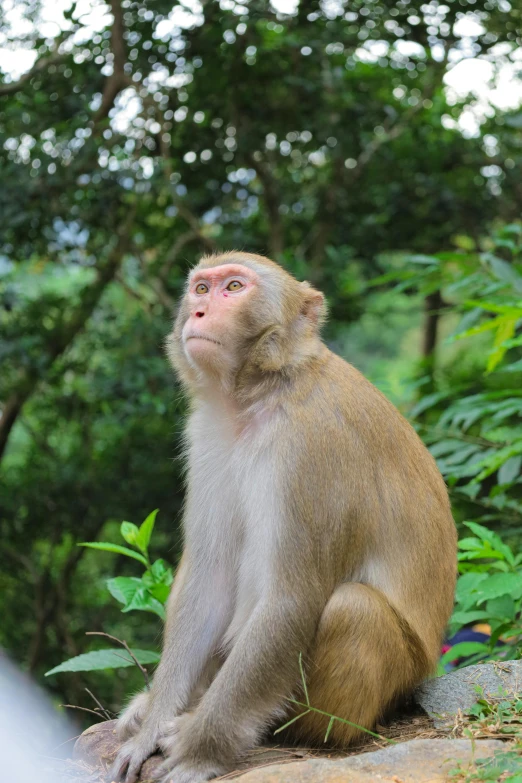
[288,583,431,747]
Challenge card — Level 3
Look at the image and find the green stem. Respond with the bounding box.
[288,700,396,744]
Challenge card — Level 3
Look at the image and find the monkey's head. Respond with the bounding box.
[166,251,326,392]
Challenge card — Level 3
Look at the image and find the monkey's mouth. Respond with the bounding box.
[185,333,223,346]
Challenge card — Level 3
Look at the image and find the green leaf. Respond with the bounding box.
[487,316,518,372]
[123,586,166,619]
[135,509,159,555]
[107,576,142,606]
[486,595,516,621]
[148,583,171,603]
[498,455,522,485]
[440,642,490,667]
[502,335,522,349]
[464,299,522,316]
[485,254,522,292]
[455,571,489,605]
[411,390,456,417]
[472,441,522,482]
[463,522,507,550]
[457,536,485,551]
[474,573,522,603]
[151,558,173,584]
[78,542,148,566]
[143,560,174,590]
[45,648,160,676]
[449,317,506,342]
[450,610,490,627]
[406,254,438,265]
[503,358,522,372]
[120,522,140,546]
[429,440,469,458]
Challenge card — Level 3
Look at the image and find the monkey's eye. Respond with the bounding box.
[195,283,209,294]
[226,280,243,291]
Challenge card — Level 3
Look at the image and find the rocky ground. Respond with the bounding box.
[58,660,522,783]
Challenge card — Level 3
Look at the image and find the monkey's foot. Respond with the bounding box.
[109,731,159,783]
[157,760,227,783]
[155,715,228,783]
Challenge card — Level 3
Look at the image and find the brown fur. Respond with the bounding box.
[112,252,457,783]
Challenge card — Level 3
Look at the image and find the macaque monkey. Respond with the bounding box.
[111,252,457,783]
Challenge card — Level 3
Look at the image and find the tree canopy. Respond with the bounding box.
[1,0,521,717]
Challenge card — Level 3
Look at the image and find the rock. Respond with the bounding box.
[235,739,505,783]
[414,660,522,728]
[73,720,327,782]
[74,661,521,783]
[73,720,164,781]
[73,720,118,767]
[74,723,506,783]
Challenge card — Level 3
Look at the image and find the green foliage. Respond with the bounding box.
[450,744,522,783]
[442,523,522,668]
[388,227,522,670]
[47,511,172,676]
[80,510,174,619]
[1,0,521,719]
[449,686,522,782]
[389,226,522,532]
[45,648,160,677]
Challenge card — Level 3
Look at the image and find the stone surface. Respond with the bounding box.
[73,720,328,782]
[235,739,504,783]
[74,663,522,781]
[73,721,506,783]
[415,660,522,728]
[73,720,164,781]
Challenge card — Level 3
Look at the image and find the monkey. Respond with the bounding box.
[110,251,457,783]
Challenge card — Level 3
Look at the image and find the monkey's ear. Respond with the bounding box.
[249,325,286,373]
[301,285,326,327]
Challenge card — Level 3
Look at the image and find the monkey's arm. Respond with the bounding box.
[157,585,324,783]
[111,551,234,783]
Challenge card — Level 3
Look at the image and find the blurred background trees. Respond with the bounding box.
[1,0,521,720]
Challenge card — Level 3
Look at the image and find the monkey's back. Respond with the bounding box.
[283,349,457,664]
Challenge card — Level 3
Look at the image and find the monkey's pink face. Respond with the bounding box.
[182,263,259,367]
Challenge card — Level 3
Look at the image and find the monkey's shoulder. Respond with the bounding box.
[309,351,407,420]
[288,351,428,454]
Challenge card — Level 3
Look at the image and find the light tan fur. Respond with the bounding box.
[111,252,457,783]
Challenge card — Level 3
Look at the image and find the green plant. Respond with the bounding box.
[449,685,522,782]
[274,653,395,745]
[379,225,522,671]
[45,510,172,677]
[441,522,522,670]
[80,509,174,621]
[380,225,522,528]
[450,743,522,783]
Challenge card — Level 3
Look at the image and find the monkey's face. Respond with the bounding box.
[166,252,326,390]
[180,263,262,373]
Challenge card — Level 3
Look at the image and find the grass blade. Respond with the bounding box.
[273,710,311,735]
[298,652,310,706]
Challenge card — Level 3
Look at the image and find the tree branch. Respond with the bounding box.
[159,231,198,281]
[306,89,432,268]
[0,209,136,463]
[248,155,285,258]
[86,631,151,689]
[92,0,128,125]
[156,122,215,252]
[0,38,72,98]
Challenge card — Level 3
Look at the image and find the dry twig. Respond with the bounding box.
[86,631,151,689]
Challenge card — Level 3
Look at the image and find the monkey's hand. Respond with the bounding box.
[156,713,231,783]
[109,719,165,783]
